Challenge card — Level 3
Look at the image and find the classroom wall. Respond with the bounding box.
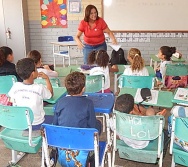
[27,0,188,65]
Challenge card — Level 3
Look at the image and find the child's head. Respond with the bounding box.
[158,46,176,61]
[128,48,145,71]
[27,50,42,67]
[88,50,109,68]
[114,94,134,114]
[0,46,14,63]
[16,58,38,80]
[0,50,5,66]
[65,71,86,95]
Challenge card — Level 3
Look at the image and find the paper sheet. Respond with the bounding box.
[134,88,159,105]
[174,88,188,101]
[109,44,121,51]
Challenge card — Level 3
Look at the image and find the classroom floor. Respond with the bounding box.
[0,71,184,167]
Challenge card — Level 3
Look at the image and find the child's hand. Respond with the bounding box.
[38,72,49,80]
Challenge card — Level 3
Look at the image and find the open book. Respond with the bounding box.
[174,88,188,101]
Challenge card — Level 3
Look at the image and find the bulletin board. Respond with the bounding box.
[102,0,188,32]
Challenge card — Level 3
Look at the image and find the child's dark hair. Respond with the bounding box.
[114,94,134,114]
[160,46,176,61]
[65,71,86,95]
[27,50,42,64]
[16,58,35,80]
[0,50,5,66]
[88,50,109,68]
[0,46,13,63]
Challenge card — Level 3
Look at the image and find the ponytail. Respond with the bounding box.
[131,54,145,71]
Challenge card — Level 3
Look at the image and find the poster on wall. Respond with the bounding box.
[40,0,67,28]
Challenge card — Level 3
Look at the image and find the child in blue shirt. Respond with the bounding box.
[53,71,101,167]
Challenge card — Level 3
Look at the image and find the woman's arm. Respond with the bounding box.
[103,27,117,45]
[75,30,84,49]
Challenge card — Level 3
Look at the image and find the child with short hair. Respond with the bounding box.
[53,71,101,167]
[88,50,118,93]
[0,46,22,81]
[27,50,58,78]
[8,58,53,129]
[123,48,149,76]
[111,93,167,149]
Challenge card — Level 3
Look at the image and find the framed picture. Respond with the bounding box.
[69,0,81,13]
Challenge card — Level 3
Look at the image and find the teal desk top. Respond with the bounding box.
[119,87,173,108]
[44,87,67,104]
[172,88,188,105]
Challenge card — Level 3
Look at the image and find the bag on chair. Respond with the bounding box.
[140,88,152,102]
[109,48,127,66]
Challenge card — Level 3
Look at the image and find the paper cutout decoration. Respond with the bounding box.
[40,0,67,28]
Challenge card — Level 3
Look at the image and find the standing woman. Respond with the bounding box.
[75,4,117,64]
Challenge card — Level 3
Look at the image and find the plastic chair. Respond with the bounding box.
[169,116,188,167]
[85,74,105,93]
[0,105,42,165]
[0,75,17,94]
[34,78,61,87]
[41,124,108,167]
[53,36,80,67]
[119,75,155,89]
[112,110,164,167]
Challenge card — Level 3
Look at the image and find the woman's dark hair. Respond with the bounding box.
[27,50,42,64]
[0,46,13,60]
[84,4,99,22]
[160,46,176,61]
[88,50,109,68]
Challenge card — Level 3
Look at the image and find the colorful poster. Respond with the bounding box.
[40,0,67,28]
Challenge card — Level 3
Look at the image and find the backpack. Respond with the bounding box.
[109,48,127,66]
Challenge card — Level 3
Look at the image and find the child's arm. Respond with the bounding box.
[109,64,119,72]
[43,65,58,77]
[38,72,53,96]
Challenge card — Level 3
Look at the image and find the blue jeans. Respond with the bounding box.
[83,42,107,64]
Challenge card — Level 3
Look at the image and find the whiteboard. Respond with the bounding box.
[103,0,188,32]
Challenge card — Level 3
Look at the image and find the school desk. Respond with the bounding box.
[44,87,67,104]
[114,65,155,93]
[149,54,186,70]
[51,41,78,67]
[172,88,188,106]
[119,87,173,108]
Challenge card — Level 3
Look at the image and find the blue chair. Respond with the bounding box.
[169,116,188,167]
[0,105,42,165]
[112,110,164,167]
[119,75,155,89]
[0,75,17,94]
[41,124,108,167]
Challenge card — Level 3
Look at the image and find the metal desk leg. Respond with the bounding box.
[114,74,117,93]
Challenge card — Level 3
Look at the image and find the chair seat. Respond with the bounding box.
[116,137,163,163]
[0,128,42,153]
[173,144,188,166]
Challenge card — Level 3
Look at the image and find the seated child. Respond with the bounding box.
[53,71,101,166]
[88,50,118,93]
[8,58,53,130]
[110,94,166,149]
[0,46,22,81]
[27,50,58,78]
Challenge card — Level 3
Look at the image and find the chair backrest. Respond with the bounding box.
[58,36,74,42]
[34,78,61,87]
[166,64,188,76]
[42,124,98,150]
[85,75,104,93]
[0,105,34,130]
[119,75,155,89]
[114,110,164,140]
[0,75,17,94]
